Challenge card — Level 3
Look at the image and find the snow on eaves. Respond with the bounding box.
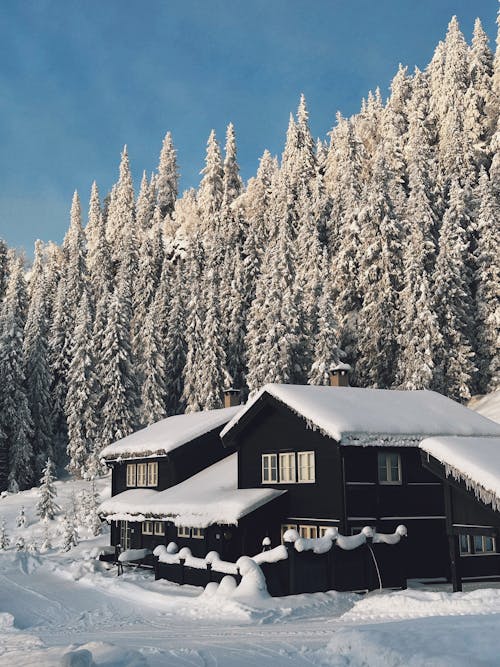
[221,384,500,444]
[100,405,242,460]
[99,453,285,527]
[420,436,500,512]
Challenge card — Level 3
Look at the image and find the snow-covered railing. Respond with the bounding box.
[283,525,407,553]
[153,544,240,575]
[118,548,152,563]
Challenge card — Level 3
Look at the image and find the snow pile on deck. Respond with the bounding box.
[421,436,500,511]
[100,405,241,460]
[99,453,285,526]
[221,385,500,444]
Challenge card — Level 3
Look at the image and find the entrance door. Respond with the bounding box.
[120,521,131,550]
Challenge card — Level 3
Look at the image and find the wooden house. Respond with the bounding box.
[99,378,500,591]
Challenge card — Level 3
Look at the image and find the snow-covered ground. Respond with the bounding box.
[2,452,500,664]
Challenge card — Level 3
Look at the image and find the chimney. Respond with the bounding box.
[224,387,241,408]
[329,363,351,387]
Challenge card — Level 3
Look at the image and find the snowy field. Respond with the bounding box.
[1,476,500,665]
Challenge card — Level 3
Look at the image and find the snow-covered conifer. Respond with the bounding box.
[24,241,54,474]
[156,132,178,219]
[308,250,344,385]
[0,519,9,549]
[433,179,476,400]
[41,523,52,552]
[198,130,224,232]
[106,146,135,267]
[60,513,78,552]
[0,253,34,491]
[139,292,167,425]
[223,123,242,204]
[163,263,186,416]
[65,291,100,478]
[474,168,500,392]
[135,171,155,234]
[36,458,59,520]
[15,536,25,551]
[16,506,26,529]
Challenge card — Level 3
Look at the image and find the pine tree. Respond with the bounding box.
[474,168,500,392]
[199,274,229,409]
[36,458,60,520]
[65,291,100,478]
[433,179,476,401]
[0,253,34,491]
[106,146,136,268]
[308,250,344,385]
[60,512,78,552]
[135,171,155,234]
[163,263,186,415]
[198,130,224,233]
[24,241,54,474]
[182,237,207,412]
[223,123,242,204]
[156,132,178,219]
[139,292,167,425]
[85,181,102,263]
[0,519,9,549]
[356,147,403,388]
[16,505,26,528]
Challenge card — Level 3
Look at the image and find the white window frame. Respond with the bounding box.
[177,526,190,538]
[459,534,472,555]
[137,463,147,487]
[191,527,204,539]
[378,452,402,485]
[279,452,296,483]
[297,451,315,483]
[261,453,278,484]
[473,535,496,554]
[142,521,153,535]
[299,525,318,539]
[153,521,164,536]
[126,464,136,487]
[147,462,158,487]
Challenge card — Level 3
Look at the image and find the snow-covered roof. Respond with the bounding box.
[99,453,285,527]
[421,436,500,512]
[221,384,500,445]
[469,391,500,425]
[100,405,242,461]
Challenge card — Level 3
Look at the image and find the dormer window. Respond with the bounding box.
[125,462,158,488]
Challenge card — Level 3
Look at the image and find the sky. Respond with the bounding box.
[0,0,497,253]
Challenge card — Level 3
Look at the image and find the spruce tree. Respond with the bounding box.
[223,123,242,204]
[474,168,500,392]
[0,253,34,491]
[106,146,136,268]
[163,263,187,415]
[36,458,59,520]
[139,293,167,425]
[198,130,224,233]
[16,505,26,528]
[156,132,178,219]
[24,241,54,474]
[65,291,100,478]
[0,519,9,549]
[308,250,344,385]
[433,179,476,401]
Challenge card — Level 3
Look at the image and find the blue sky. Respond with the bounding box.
[0,0,497,252]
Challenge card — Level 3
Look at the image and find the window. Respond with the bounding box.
[191,527,204,539]
[177,526,190,538]
[126,464,136,487]
[474,535,496,554]
[279,453,296,483]
[153,522,164,536]
[378,452,402,484]
[142,521,153,535]
[281,523,297,542]
[137,463,147,487]
[299,525,318,539]
[459,534,472,554]
[262,454,278,483]
[298,451,315,483]
[319,526,334,538]
[147,462,158,487]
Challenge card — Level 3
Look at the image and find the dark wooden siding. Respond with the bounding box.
[236,399,344,524]
[111,426,230,496]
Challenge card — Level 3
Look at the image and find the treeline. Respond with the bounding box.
[0,14,498,490]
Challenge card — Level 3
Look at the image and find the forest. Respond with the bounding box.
[0,15,498,490]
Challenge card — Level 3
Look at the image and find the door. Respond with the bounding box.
[120,521,131,550]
